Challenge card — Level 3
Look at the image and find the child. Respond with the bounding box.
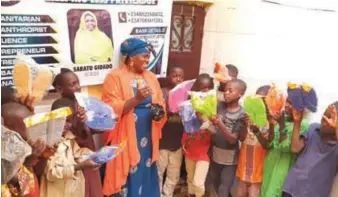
[158,65,185,197]
[282,102,338,197]
[261,97,309,197]
[1,87,17,105]
[208,79,246,197]
[182,74,214,197]
[217,64,239,102]
[40,98,101,197]
[235,86,277,197]
[1,99,46,197]
[52,68,103,197]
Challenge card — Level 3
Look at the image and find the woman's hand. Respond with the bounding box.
[135,86,153,101]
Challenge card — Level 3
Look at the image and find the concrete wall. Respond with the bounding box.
[200,0,338,122]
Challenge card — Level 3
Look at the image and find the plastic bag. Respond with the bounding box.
[190,90,217,118]
[265,83,286,117]
[213,62,231,83]
[287,83,317,112]
[243,95,268,128]
[301,83,318,112]
[81,138,127,164]
[75,92,117,131]
[179,100,201,134]
[13,53,56,104]
[24,107,72,146]
[1,126,32,184]
[168,80,195,113]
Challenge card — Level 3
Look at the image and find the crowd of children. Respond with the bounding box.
[1,62,338,197]
[157,64,338,197]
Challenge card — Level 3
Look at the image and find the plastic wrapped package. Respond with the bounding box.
[168,80,195,113]
[287,83,305,112]
[13,53,55,104]
[190,90,217,118]
[265,84,286,117]
[287,83,318,113]
[81,138,127,164]
[243,95,268,128]
[75,92,117,131]
[213,62,232,83]
[301,83,318,112]
[179,100,201,134]
[24,107,72,146]
[1,126,32,184]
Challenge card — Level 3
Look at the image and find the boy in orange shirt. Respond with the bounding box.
[235,85,275,197]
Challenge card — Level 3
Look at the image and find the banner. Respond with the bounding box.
[1,0,173,87]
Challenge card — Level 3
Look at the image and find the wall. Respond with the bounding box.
[200,0,338,121]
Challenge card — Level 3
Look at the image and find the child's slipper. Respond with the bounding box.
[301,83,318,112]
[31,66,53,103]
[13,61,32,100]
[287,83,305,112]
[243,95,268,128]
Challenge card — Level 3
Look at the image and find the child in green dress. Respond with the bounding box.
[261,98,309,197]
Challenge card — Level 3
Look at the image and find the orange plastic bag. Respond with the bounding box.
[265,84,286,117]
[213,62,231,83]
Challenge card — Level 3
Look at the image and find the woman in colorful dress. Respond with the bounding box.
[261,99,309,197]
[101,38,166,197]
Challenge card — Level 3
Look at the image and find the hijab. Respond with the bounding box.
[74,11,114,64]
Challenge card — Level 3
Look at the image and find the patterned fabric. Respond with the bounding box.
[110,88,160,197]
[120,38,151,57]
[1,165,35,197]
[236,130,266,183]
[102,66,166,195]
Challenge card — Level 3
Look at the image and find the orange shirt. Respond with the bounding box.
[236,130,266,183]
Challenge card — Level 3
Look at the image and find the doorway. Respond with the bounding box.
[160,3,205,87]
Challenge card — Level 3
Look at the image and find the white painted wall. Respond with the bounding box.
[200,0,338,122]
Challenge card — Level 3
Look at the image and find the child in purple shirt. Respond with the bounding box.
[282,101,338,197]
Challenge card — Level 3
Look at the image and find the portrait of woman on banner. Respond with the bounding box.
[74,11,114,64]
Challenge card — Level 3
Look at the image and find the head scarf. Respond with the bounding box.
[74,11,114,64]
[120,38,151,57]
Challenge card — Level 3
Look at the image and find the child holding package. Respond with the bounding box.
[52,68,103,197]
[182,74,214,197]
[209,79,246,197]
[1,96,48,197]
[216,64,238,103]
[281,102,338,197]
[157,65,185,197]
[235,86,276,197]
[261,96,309,197]
[40,98,101,197]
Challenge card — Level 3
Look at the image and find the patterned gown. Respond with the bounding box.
[110,85,160,197]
